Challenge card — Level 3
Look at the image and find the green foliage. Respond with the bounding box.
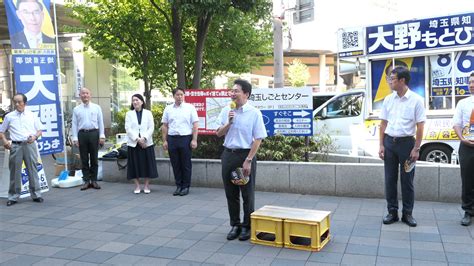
[287,59,310,87]
[192,135,224,159]
[257,135,315,161]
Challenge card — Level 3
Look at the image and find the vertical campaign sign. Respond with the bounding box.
[4,0,63,155]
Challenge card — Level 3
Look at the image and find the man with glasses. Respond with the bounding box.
[11,0,54,49]
[379,66,426,227]
[452,72,474,226]
[0,93,44,206]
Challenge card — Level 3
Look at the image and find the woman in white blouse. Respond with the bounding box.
[125,94,158,194]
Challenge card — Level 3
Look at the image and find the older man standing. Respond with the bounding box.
[216,79,267,241]
[72,88,105,191]
[0,93,44,206]
[379,66,426,227]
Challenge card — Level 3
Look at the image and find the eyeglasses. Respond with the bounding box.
[387,76,399,82]
[19,10,42,17]
[13,100,24,104]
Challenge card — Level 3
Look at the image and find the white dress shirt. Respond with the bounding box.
[218,103,267,149]
[71,102,105,141]
[380,89,426,137]
[161,102,199,136]
[453,96,474,128]
[0,110,43,141]
[24,31,42,49]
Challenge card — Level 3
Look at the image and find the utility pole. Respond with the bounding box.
[273,2,284,89]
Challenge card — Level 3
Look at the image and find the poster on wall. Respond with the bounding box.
[370,57,425,110]
[430,50,474,97]
[4,0,63,155]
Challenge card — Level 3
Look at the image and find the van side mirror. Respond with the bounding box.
[321,108,327,119]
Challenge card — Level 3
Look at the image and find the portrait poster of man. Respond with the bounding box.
[4,0,56,50]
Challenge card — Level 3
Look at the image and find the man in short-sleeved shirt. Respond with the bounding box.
[379,66,426,227]
[0,93,44,206]
[216,79,267,241]
[161,88,199,196]
[452,72,474,226]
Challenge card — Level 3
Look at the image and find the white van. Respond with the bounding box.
[313,89,459,163]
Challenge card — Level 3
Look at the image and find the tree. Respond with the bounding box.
[288,59,310,87]
[69,0,272,104]
[69,0,174,108]
[149,0,272,89]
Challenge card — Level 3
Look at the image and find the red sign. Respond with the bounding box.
[185,90,231,135]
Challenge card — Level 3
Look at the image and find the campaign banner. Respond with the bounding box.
[4,0,63,155]
[430,50,474,96]
[370,57,425,110]
[185,88,314,136]
[338,27,365,58]
[367,13,474,55]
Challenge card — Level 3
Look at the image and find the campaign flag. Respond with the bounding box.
[4,0,63,155]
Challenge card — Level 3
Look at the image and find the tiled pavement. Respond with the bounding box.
[0,154,473,265]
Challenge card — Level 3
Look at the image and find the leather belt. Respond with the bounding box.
[12,141,27,144]
[79,128,98,133]
[224,148,251,153]
[385,134,414,142]
[168,134,191,138]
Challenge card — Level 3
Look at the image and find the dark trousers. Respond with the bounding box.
[221,149,256,228]
[167,135,193,188]
[78,130,99,182]
[383,135,415,214]
[459,143,474,215]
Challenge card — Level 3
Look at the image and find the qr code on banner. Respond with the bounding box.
[342,31,359,49]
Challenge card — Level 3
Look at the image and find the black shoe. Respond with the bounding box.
[80,182,90,191]
[226,226,241,240]
[239,227,250,241]
[173,187,182,196]
[91,181,101,189]
[383,211,399,224]
[401,214,417,227]
[179,187,189,196]
[32,197,44,203]
[6,200,17,206]
[461,212,472,226]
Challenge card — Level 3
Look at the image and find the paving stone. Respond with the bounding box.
[246,245,282,258]
[377,246,411,258]
[308,252,343,264]
[341,253,377,265]
[409,232,441,242]
[217,242,252,256]
[148,246,185,259]
[276,248,311,260]
[121,244,157,256]
[75,250,116,263]
[96,241,133,253]
[375,256,411,265]
[50,248,90,260]
[176,249,214,262]
[205,253,243,265]
[32,257,70,266]
[103,254,143,265]
[411,249,447,262]
[0,254,43,265]
[345,243,378,256]
[271,258,306,266]
[445,252,474,264]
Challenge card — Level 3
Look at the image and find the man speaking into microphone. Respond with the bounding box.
[216,79,267,241]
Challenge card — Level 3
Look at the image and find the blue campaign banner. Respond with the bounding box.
[4,0,63,155]
[370,57,425,110]
[261,109,313,136]
[367,13,474,55]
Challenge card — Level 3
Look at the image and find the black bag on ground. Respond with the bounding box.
[118,143,128,159]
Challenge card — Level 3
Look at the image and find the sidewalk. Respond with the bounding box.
[0,152,473,265]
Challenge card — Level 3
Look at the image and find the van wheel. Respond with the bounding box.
[420,144,451,164]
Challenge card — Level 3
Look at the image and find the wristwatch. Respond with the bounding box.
[413,147,420,152]
[245,157,253,162]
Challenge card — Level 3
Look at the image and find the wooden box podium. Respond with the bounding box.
[251,205,331,251]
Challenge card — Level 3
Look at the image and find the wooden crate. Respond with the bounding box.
[251,206,330,251]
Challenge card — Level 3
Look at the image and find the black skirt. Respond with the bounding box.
[127,145,159,180]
